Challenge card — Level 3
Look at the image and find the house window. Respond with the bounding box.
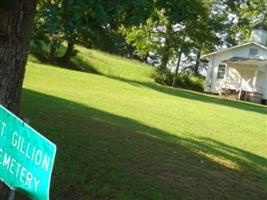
[217,64,226,79]
[249,48,258,56]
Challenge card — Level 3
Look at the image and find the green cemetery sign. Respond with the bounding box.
[0,105,56,200]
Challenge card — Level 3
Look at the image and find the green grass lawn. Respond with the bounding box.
[18,47,267,199]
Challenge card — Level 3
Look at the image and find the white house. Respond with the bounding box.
[203,23,267,104]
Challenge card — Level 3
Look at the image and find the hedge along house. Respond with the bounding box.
[203,22,267,104]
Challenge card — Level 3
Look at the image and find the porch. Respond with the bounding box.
[222,57,267,103]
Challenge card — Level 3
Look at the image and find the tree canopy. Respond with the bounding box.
[31,0,267,80]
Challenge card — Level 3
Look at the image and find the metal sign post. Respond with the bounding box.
[8,190,15,200]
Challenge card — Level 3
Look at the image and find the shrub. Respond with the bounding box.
[152,69,173,86]
[153,70,204,92]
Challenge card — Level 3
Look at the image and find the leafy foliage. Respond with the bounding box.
[31,0,264,86]
[33,0,110,62]
[153,70,204,91]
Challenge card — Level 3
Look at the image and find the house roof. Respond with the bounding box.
[253,22,267,31]
[202,42,267,58]
[223,56,267,65]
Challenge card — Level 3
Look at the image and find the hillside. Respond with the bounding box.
[18,47,267,199]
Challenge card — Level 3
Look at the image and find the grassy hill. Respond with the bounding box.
[18,47,267,199]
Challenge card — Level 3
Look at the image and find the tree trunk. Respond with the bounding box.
[0,1,37,199]
[50,38,58,63]
[145,52,150,64]
[61,40,75,64]
[172,48,183,87]
[194,49,201,76]
[172,26,187,87]
[160,48,170,72]
[159,23,172,72]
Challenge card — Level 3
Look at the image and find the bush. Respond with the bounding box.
[153,70,204,92]
[152,69,173,86]
[176,75,204,92]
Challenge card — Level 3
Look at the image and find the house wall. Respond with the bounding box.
[204,44,267,100]
[227,65,255,92]
[261,69,267,99]
[251,29,267,45]
[264,78,267,100]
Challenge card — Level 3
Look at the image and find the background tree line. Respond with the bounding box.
[31,0,262,88]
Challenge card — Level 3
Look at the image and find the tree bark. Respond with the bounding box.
[172,33,186,87]
[160,45,170,72]
[61,40,75,64]
[159,23,172,72]
[194,49,201,76]
[50,38,58,63]
[0,1,37,199]
[172,47,183,87]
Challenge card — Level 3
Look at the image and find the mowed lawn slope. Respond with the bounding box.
[18,48,267,199]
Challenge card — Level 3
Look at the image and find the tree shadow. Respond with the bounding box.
[29,51,102,75]
[16,89,267,200]
[183,137,267,175]
[103,76,267,115]
[30,45,267,115]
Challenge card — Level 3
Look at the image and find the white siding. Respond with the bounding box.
[260,68,267,99]
[251,29,267,46]
[204,44,267,100]
[263,74,267,99]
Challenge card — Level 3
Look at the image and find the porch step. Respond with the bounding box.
[246,92,263,103]
[221,89,263,104]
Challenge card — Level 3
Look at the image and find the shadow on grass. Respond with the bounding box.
[103,76,267,115]
[17,89,267,200]
[30,45,267,115]
[30,51,102,75]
